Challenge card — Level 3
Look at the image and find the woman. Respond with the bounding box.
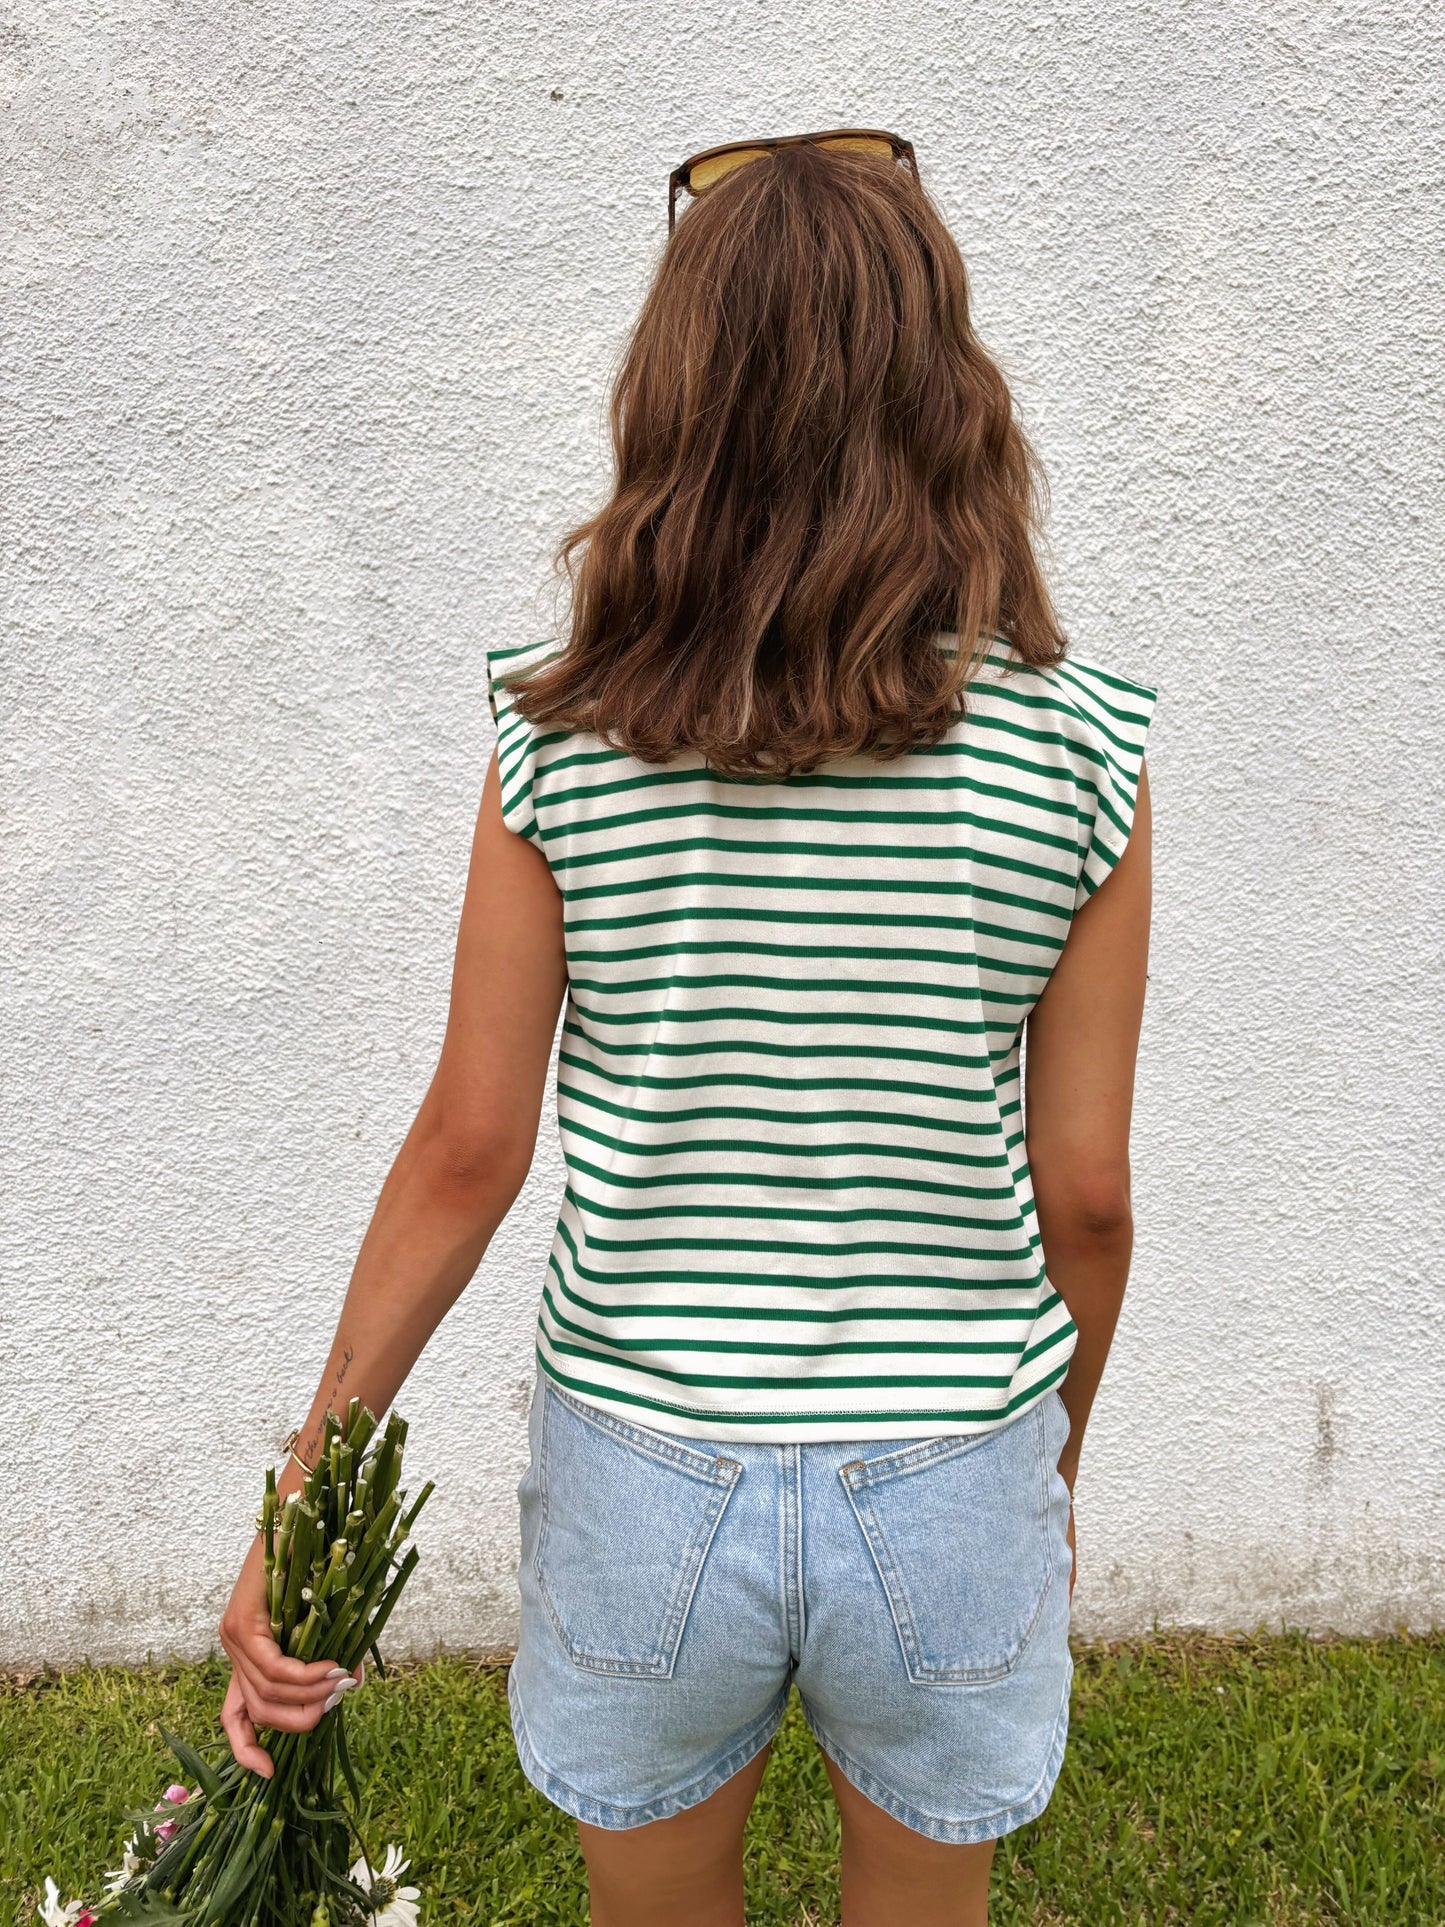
[218,128,1157,1927]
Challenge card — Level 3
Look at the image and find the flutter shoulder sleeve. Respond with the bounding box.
[1052,655,1161,914]
[484,636,564,843]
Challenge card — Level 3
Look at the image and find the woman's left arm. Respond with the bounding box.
[218,747,566,1771]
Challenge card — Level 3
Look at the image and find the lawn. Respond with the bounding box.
[2,1634,1441,1925]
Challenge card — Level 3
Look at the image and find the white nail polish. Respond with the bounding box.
[326,1666,349,1679]
[323,1689,343,1712]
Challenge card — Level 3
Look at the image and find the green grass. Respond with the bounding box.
[3,1635,1441,1924]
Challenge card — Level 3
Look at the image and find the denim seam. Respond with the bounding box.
[793,1446,807,1654]
[801,1668,1072,1846]
[841,1425,1003,1488]
[508,1668,788,1831]
[1034,1400,1056,1603]
[545,1376,742,1484]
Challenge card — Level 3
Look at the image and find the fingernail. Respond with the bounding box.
[336,1676,360,1692]
[323,1689,343,1712]
[325,1667,349,1679]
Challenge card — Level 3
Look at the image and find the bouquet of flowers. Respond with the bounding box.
[41,1401,432,1926]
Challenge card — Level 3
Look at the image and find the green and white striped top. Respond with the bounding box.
[486,632,1159,1442]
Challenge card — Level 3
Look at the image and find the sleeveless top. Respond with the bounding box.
[486,632,1159,1443]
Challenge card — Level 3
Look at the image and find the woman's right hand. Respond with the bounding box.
[217,1531,359,1777]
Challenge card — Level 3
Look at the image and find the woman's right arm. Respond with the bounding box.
[218,749,567,1773]
[1023,758,1153,1583]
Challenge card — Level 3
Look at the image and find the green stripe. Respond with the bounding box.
[568,968,992,1007]
[978,678,1148,759]
[543,1330,1020,1392]
[556,1049,998,1110]
[558,1111,1015,1173]
[549,1216,1044,1293]
[546,1259,1058,1325]
[558,1145,1027,1205]
[559,1178,1041,1239]
[555,839,1082,894]
[559,1224,1033,1261]
[565,930,1065,969]
[565,1000,993,1042]
[1048,661,1158,748]
[1048,650,1157,705]
[547,1325,1009,1387]
[541,1287,1056,1359]
[544,795,1086,864]
[490,638,561,665]
[556,1075,1007,1144]
[543,785,1087,850]
[559,1022,995,1077]
[564,888,1069,933]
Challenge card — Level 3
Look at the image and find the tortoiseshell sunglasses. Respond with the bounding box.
[668,126,918,231]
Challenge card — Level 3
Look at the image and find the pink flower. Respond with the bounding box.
[153,1784,191,1842]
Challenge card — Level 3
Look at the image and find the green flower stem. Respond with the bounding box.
[287,1602,325,1661]
[262,1472,278,1631]
[314,1537,350,1610]
[184,1800,245,1907]
[280,1503,318,1636]
[347,1545,419,1668]
[366,1416,406,1513]
[351,1491,403,1573]
[327,1437,342,1535]
[345,1400,378,1458]
[324,1563,390,1664]
[272,1494,299,1629]
[200,1795,271,1925]
[400,1478,435,1536]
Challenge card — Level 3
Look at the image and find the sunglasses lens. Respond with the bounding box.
[817,135,899,161]
[685,146,773,194]
[677,135,909,218]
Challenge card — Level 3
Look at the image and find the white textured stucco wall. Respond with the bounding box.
[3,1,1442,1666]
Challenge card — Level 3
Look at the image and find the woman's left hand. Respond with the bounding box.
[218,1532,354,1775]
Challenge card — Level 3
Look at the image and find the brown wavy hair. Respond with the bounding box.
[507,141,1068,778]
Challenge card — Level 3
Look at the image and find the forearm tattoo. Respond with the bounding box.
[300,1343,354,1465]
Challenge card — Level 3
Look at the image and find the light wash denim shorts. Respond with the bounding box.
[507,1372,1074,1845]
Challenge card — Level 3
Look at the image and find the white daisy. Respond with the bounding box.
[349,1843,421,1926]
[103,1838,146,1894]
[38,1878,86,1927]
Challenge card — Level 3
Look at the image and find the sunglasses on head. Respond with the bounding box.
[668,126,918,231]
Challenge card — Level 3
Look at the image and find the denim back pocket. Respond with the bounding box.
[840,1396,1062,1685]
[535,1379,742,1678]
